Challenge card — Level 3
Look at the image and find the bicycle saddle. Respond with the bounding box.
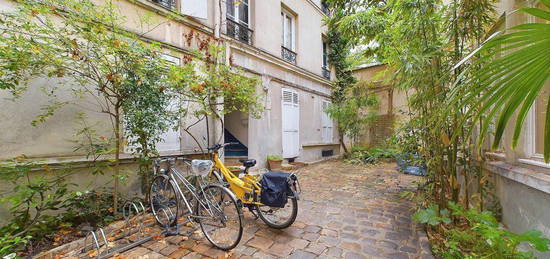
[239,159,256,168]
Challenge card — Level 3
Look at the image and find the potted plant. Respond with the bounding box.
[267,155,283,170]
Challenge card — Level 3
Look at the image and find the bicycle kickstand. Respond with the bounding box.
[248,206,259,220]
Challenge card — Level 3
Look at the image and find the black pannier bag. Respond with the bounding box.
[260,171,292,208]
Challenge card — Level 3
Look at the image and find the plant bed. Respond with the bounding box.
[414,202,550,258]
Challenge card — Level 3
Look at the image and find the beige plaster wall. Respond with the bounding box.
[225,111,249,147]
[251,0,328,77]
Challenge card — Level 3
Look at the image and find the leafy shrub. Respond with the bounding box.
[414,202,550,258]
[345,146,397,165]
[0,158,121,257]
[267,155,283,161]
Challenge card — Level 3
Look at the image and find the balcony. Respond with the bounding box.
[281,46,297,64]
[226,19,253,45]
[322,66,330,80]
[151,0,176,10]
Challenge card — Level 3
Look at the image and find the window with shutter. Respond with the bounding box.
[321,100,333,143]
[155,54,182,152]
[282,89,300,158]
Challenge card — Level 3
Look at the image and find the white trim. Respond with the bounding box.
[227,0,250,27]
[518,158,550,169]
[281,9,295,51]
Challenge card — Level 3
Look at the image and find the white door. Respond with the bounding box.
[321,100,333,143]
[282,89,300,158]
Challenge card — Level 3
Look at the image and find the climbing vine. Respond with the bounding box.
[325,5,378,153]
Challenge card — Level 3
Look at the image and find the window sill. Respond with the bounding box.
[485,160,550,195]
[518,158,550,169]
[302,143,340,147]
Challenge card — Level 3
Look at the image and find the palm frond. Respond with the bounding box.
[452,4,550,161]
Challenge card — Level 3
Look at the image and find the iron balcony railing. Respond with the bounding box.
[151,0,175,10]
[226,19,253,45]
[321,1,331,16]
[322,66,330,80]
[281,46,297,64]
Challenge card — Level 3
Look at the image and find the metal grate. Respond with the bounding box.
[281,46,297,64]
[322,66,330,80]
[322,149,334,157]
[151,0,175,10]
[226,19,253,45]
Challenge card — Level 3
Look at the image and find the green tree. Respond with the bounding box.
[325,3,379,153]
[170,32,265,150]
[0,0,185,212]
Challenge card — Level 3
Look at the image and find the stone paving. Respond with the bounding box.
[120,159,434,258]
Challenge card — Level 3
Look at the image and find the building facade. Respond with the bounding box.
[0,0,339,219]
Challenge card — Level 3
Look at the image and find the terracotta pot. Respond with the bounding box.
[267,159,282,170]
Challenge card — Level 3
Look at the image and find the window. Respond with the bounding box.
[151,0,176,10]
[226,0,253,44]
[534,87,548,156]
[226,0,249,25]
[281,10,295,50]
[322,41,328,68]
[281,9,297,63]
[322,41,330,79]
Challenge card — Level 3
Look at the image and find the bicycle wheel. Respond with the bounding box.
[150,175,180,227]
[256,196,298,229]
[195,184,243,250]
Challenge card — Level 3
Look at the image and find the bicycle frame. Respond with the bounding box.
[159,159,225,222]
[211,152,263,206]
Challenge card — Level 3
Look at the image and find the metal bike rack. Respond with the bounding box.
[80,199,158,258]
[82,228,109,258]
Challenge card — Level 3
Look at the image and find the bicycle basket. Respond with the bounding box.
[191,160,213,177]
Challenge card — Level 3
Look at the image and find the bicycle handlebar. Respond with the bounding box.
[207,142,239,151]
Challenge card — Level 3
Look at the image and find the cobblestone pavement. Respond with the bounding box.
[121,159,434,258]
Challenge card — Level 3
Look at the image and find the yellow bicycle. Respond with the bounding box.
[206,143,300,229]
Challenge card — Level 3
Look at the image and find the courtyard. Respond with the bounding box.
[116,160,433,259]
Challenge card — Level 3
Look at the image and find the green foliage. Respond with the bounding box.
[345,146,397,165]
[416,202,550,258]
[413,204,451,225]
[0,0,195,211]
[267,155,283,161]
[325,3,380,152]
[167,35,265,149]
[0,157,121,256]
[0,157,70,256]
[450,2,550,161]
[63,189,119,227]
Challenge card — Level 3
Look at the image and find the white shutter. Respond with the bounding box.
[181,0,208,20]
[156,55,181,152]
[282,89,300,158]
[321,100,333,143]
